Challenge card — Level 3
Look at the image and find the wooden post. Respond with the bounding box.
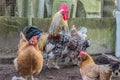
[45,0,53,17]
[70,0,77,18]
[37,0,44,18]
[33,0,38,17]
[115,0,120,57]
[118,0,120,10]
[100,0,104,17]
[28,0,33,25]
[16,0,24,17]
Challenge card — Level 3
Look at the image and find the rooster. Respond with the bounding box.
[13,32,43,80]
[78,51,120,80]
[45,4,70,69]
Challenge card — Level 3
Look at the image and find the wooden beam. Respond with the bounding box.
[115,0,120,57]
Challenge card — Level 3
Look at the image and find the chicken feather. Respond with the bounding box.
[14,32,43,79]
[49,10,68,36]
[79,51,118,80]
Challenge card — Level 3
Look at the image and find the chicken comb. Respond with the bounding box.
[29,35,39,45]
[79,51,85,56]
[72,25,76,28]
[58,4,69,12]
[71,25,76,31]
[33,35,39,40]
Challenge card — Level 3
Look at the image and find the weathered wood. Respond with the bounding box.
[118,0,120,10]
[101,0,104,17]
[103,0,116,17]
[115,11,120,57]
[45,0,53,17]
[28,0,33,25]
[37,0,44,18]
[16,0,24,17]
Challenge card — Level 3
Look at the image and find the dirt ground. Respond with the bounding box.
[0,55,120,80]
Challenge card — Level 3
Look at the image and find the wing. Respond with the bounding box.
[85,65,112,80]
[38,33,48,51]
[80,64,100,80]
[99,65,112,80]
[86,65,99,80]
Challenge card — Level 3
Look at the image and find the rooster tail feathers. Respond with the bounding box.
[109,62,120,72]
[79,27,87,33]
[38,33,48,51]
[45,43,55,53]
[78,27,87,40]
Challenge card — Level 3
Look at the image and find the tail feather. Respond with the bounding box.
[22,25,43,41]
[109,62,120,77]
[38,33,48,51]
[109,62,120,72]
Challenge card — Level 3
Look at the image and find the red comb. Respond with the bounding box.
[79,51,85,55]
[29,35,39,45]
[58,4,69,20]
[33,35,39,40]
[71,25,76,30]
[29,40,35,45]
[72,25,76,28]
[58,4,69,12]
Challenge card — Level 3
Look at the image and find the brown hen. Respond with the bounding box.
[79,51,119,80]
[13,32,43,80]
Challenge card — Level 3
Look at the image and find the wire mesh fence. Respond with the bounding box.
[0,0,117,18]
[0,0,16,16]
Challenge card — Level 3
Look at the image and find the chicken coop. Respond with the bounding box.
[0,0,120,80]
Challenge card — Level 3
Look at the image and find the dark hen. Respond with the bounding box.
[22,25,43,41]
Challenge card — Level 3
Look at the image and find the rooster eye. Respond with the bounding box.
[62,11,68,14]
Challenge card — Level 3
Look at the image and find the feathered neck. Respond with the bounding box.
[48,34,61,41]
[80,53,95,68]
